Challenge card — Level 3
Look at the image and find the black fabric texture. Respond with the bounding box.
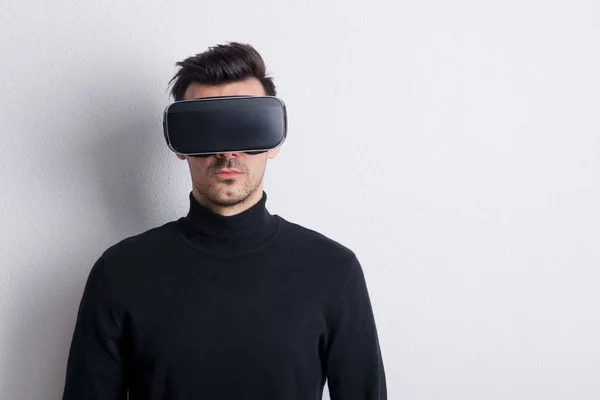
[62,191,387,400]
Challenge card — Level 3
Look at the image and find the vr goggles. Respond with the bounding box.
[163,96,287,158]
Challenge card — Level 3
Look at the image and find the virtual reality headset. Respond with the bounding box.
[163,96,287,157]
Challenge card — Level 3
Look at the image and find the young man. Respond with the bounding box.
[62,42,387,400]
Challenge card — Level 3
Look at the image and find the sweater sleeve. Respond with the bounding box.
[326,257,387,400]
[62,257,128,400]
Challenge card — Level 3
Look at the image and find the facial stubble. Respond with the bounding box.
[191,160,267,208]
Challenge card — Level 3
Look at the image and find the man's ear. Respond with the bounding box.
[267,147,281,160]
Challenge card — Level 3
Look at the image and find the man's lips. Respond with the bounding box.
[214,169,242,178]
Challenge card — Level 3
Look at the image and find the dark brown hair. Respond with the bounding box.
[169,42,276,101]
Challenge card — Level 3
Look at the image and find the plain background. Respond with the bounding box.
[1,1,599,399]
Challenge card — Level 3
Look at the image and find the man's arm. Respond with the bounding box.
[62,256,127,400]
[326,257,387,399]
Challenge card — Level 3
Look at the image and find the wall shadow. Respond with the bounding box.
[1,71,171,399]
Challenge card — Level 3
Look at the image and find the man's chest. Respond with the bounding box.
[122,262,330,370]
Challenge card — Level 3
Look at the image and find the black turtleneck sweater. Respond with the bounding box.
[62,191,386,400]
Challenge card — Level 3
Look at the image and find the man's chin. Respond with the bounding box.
[206,189,248,207]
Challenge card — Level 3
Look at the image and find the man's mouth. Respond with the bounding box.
[214,169,242,178]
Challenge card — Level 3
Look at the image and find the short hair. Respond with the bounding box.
[169,42,276,101]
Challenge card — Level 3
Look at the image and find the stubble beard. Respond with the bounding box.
[193,168,265,208]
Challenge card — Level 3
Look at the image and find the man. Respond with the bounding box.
[62,42,386,400]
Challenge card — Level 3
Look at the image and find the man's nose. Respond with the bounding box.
[215,152,239,159]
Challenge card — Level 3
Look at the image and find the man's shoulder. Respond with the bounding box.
[100,219,181,263]
[277,216,357,262]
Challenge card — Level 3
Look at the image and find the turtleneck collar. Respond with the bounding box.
[179,191,280,256]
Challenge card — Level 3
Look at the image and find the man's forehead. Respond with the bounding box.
[183,78,265,100]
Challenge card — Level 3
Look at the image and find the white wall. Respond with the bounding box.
[1,1,599,399]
